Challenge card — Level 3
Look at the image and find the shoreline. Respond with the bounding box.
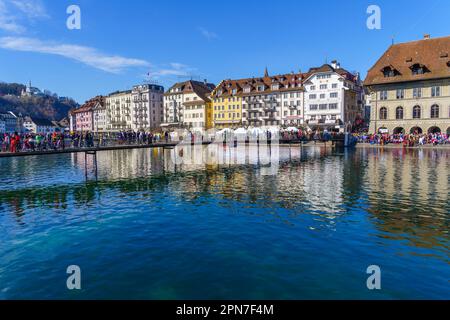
[355,143,450,149]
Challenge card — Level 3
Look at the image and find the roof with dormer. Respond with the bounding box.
[364,35,450,86]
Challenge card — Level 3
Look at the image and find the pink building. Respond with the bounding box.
[73,96,104,132]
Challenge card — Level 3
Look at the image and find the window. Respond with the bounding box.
[411,64,429,75]
[320,84,327,90]
[413,88,422,98]
[431,104,439,118]
[396,107,404,119]
[310,86,316,91]
[413,105,421,119]
[330,92,338,98]
[332,84,338,89]
[320,94,325,99]
[431,86,440,97]
[379,107,387,120]
[319,104,327,110]
[382,66,398,78]
[310,104,318,111]
[309,94,317,99]
[380,91,388,100]
[329,103,338,109]
[396,89,404,99]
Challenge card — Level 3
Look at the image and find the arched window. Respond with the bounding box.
[379,107,387,120]
[396,106,404,119]
[431,104,439,118]
[413,105,421,119]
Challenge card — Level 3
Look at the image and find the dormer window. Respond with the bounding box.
[244,87,251,93]
[232,88,237,95]
[218,90,223,96]
[257,85,265,92]
[382,66,399,78]
[410,63,429,75]
[271,84,279,90]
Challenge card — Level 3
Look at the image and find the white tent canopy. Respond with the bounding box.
[233,128,248,134]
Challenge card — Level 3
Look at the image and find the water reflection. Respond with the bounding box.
[0,146,448,261]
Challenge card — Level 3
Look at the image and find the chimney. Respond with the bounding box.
[424,34,431,40]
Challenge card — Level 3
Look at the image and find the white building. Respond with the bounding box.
[131,84,165,131]
[303,61,363,132]
[23,117,56,133]
[241,69,304,127]
[105,90,132,132]
[92,97,107,133]
[0,112,20,133]
[21,81,44,97]
[162,80,215,129]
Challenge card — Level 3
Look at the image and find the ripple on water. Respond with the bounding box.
[0,146,449,299]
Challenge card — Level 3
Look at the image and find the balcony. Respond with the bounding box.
[263,106,277,112]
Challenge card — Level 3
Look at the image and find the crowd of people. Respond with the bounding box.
[2,129,450,153]
[0,130,181,154]
[1,132,69,153]
[355,132,450,146]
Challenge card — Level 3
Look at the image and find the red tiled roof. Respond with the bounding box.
[73,96,105,114]
[364,35,450,86]
[164,80,215,101]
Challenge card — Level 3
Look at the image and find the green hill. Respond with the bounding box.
[0,82,79,121]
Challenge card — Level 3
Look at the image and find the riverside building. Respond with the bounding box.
[162,80,215,130]
[365,35,450,135]
[131,84,164,131]
[105,90,133,132]
[303,61,363,132]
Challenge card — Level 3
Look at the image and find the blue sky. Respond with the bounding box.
[0,0,449,103]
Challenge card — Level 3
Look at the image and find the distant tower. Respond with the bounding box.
[264,67,269,78]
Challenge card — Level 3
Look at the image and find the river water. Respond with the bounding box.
[0,145,448,299]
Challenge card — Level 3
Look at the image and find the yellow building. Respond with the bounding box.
[163,80,215,131]
[205,101,214,130]
[210,79,245,129]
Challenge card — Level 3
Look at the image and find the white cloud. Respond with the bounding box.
[148,62,196,79]
[10,0,48,19]
[0,0,48,33]
[0,36,150,73]
[198,27,218,40]
[0,0,24,33]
